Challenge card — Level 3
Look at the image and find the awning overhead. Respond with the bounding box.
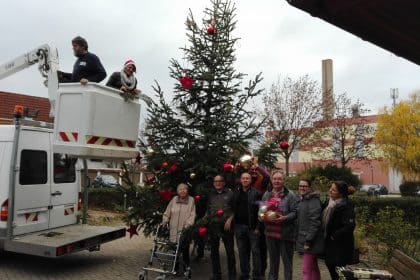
[287,0,420,65]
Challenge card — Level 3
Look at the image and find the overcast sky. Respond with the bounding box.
[0,0,419,114]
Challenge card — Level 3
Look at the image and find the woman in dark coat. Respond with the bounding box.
[322,181,356,280]
[296,179,324,280]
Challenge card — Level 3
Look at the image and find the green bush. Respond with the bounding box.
[288,165,360,195]
[88,188,125,210]
[285,176,300,191]
[368,206,418,263]
[352,196,420,227]
[399,181,420,196]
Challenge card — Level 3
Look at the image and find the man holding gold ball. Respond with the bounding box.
[261,170,298,280]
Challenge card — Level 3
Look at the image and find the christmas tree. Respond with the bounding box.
[124,0,264,237]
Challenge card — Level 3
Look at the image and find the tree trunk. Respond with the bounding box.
[285,156,290,177]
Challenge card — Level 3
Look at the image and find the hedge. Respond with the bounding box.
[87,188,420,227]
[87,188,125,210]
[352,196,420,227]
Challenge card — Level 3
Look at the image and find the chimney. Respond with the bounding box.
[351,104,360,117]
[322,59,334,120]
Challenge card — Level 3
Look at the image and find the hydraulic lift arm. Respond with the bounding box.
[0,44,60,117]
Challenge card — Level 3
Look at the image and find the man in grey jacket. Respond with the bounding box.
[207,175,236,280]
[261,170,298,280]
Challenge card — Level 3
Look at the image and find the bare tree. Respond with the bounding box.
[260,75,323,176]
[308,92,375,168]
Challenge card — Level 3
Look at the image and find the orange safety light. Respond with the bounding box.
[14,105,24,118]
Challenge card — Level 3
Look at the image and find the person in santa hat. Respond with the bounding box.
[106,59,141,98]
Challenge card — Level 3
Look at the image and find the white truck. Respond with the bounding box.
[0,44,144,257]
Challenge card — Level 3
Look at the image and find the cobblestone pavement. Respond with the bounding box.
[0,233,330,280]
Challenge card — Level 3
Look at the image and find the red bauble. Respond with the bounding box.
[207,26,215,35]
[279,141,289,150]
[267,198,279,211]
[145,175,155,184]
[169,164,178,174]
[159,189,173,202]
[161,161,169,169]
[194,195,201,202]
[216,209,224,217]
[223,163,234,172]
[179,76,194,90]
[198,227,208,239]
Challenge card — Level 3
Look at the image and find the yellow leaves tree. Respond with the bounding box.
[375,93,420,180]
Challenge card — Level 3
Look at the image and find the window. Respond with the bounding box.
[19,150,48,185]
[54,154,77,183]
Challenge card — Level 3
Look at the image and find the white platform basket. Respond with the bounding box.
[53,83,140,159]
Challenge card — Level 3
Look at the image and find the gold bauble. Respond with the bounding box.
[146,147,154,155]
[239,154,252,169]
[265,211,279,221]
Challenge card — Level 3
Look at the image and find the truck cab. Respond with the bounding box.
[0,121,126,257]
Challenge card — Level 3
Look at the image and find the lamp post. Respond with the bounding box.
[370,164,374,184]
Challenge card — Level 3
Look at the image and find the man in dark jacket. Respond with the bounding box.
[207,175,236,280]
[233,172,263,280]
[59,36,106,84]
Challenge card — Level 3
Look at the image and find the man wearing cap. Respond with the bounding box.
[106,60,140,96]
[59,36,106,85]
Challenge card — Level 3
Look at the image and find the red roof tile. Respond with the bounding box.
[0,91,53,123]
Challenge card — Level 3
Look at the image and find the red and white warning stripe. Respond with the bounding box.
[59,132,79,142]
[25,212,38,222]
[64,207,74,216]
[85,136,135,148]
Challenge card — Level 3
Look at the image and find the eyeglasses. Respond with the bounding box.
[213,180,224,183]
[298,185,310,188]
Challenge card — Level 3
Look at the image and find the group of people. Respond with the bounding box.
[58,36,140,98]
[162,168,356,280]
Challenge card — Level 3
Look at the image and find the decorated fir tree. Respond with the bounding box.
[124,0,264,237]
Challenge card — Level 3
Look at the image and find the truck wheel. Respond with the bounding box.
[155,275,165,280]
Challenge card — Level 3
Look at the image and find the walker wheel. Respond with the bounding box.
[138,271,147,280]
[184,267,192,279]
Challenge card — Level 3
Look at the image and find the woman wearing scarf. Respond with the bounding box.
[106,60,140,98]
[322,181,356,280]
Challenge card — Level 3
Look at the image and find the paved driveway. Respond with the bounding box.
[0,233,330,280]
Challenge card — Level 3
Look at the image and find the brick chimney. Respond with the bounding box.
[322,59,334,120]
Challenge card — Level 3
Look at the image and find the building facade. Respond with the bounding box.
[271,114,402,193]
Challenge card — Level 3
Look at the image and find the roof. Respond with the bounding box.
[0,91,53,123]
[287,0,420,65]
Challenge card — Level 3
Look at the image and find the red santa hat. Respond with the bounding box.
[124,60,136,72]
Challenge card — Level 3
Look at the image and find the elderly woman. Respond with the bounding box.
[162,183,196,271]
[323,181,356,280]
[106,59,140,97]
